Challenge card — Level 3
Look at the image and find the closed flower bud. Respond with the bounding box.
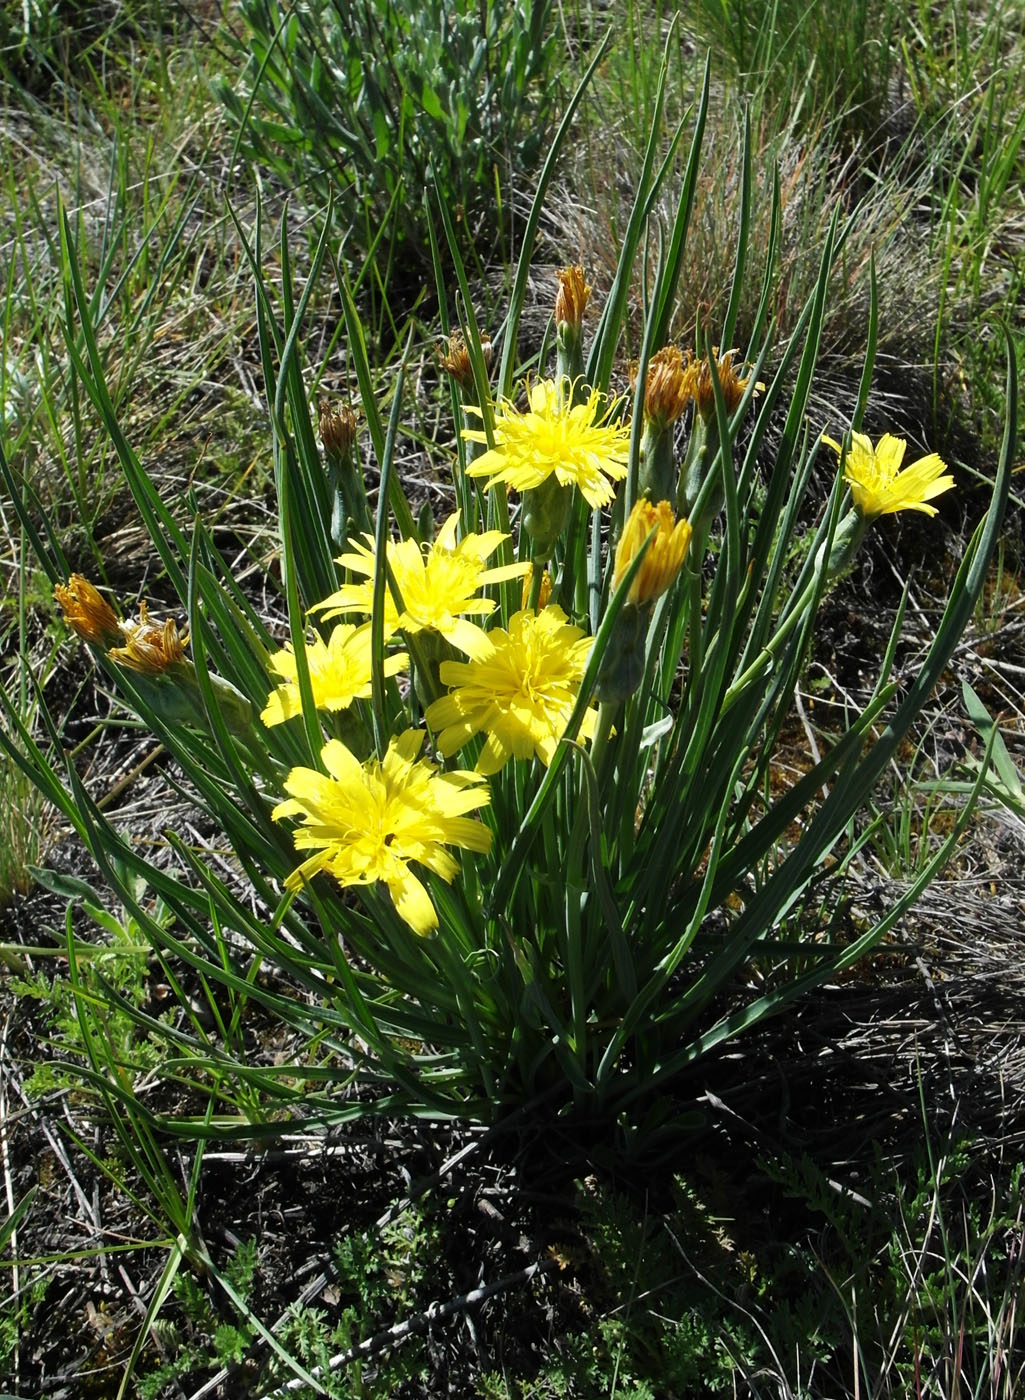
[555,265,591,335]
[54,575,125,648]
[522,473,573,560]
[815,507,870,579]
[555,266,591,391]
[595,601,650,704]
[613,498,692,606]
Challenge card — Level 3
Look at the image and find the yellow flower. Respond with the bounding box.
[463,379,630,510]
[260,623,406,727]
[613,498,692,605]
[273,729,491,936]
[108,601,189,675]
[425,605,597,774]
[822,431,955,518]
[312,511,528,659]
[54,575,125,648]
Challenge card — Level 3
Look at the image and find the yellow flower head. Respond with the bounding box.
[54,575,125,648]
[555,265,592,333]
[273,729,491,935]
[261,622,406,727]
[312,511,528,660]
[463,379,630,510]
[425,605,597,774]
[613,498,692,605]
[822,431,955,519]
[108,601,189,675]
[641,346,695,429]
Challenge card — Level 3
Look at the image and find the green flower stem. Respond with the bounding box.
[564,866,588,1092]
[589,699,619,780]
[323,448,371,548]
[405,631,446,712]
[722,507,868,713]
[683,521,709,683]
[125,664,254,741]
[560,694,624,1091]
[563,698,619,940]
[720,572,820,714]
[557,328,585,398]
[676,414,708,518]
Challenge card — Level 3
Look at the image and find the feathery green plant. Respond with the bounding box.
[217,0,558,292]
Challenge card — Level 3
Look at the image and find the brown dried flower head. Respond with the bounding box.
[643,346,695,428]
[319,402,358,458]
[54,575,125,648]
[555,266,591,332]
[108,601,189,675]
[439,332,493,392]
[693,348,754,420]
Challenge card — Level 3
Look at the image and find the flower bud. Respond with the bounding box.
[522,473,573,561]
[54,575,125,648]
[613,498,691,606]
[595,601,650,704]
[815,507,869,580]
[555,266,591,391]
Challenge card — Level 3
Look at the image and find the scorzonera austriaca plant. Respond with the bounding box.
[1,54,1012,1151]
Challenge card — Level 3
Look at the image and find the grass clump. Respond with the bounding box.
[568,0,1025,475]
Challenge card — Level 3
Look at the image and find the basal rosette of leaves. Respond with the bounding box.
[1,53,1012,1147]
